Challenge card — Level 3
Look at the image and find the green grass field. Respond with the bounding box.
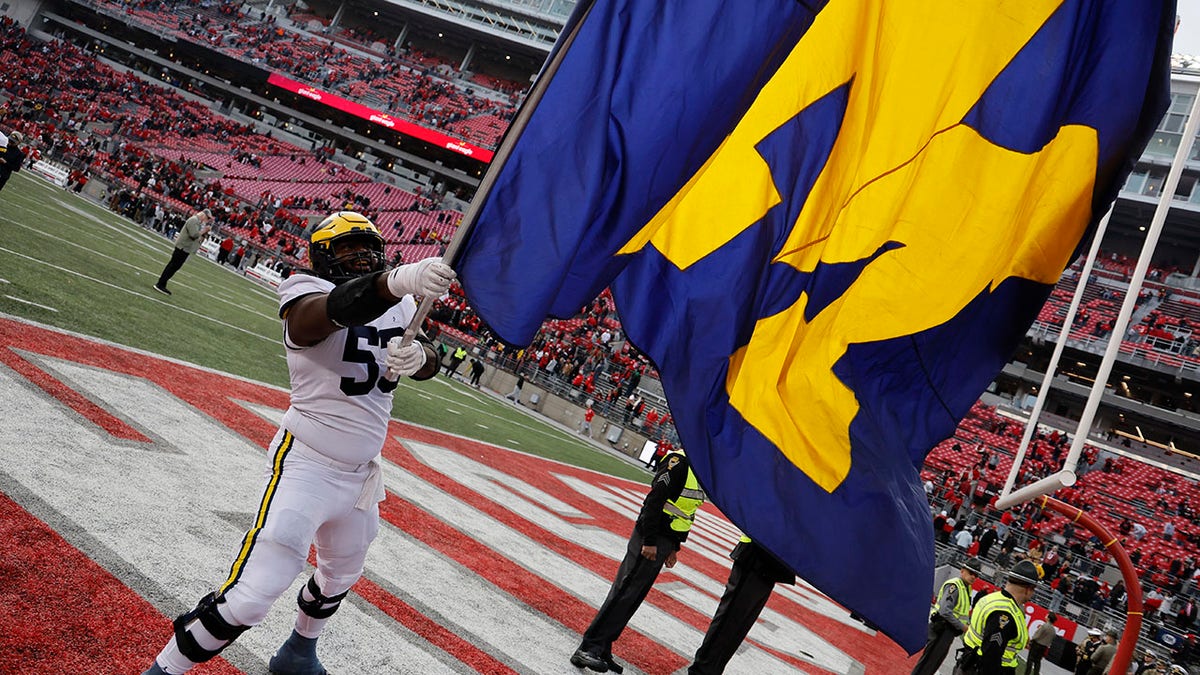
[0,171,651,482]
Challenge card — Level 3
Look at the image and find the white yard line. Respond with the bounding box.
[445,383,485,403]
[2,213,278,319]
[0,245,277,343]
[4,295,59,312]
[398,384,597,450]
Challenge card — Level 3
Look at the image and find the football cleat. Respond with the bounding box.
[269,630,328,675]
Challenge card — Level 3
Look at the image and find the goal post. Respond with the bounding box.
[995,89,1200,511]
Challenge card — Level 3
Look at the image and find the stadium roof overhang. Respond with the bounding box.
[354,0,559,57]
[1000,358,1200,437]
[1109,195,1200,266]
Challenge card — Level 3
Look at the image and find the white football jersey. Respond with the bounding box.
[278,273,417,464]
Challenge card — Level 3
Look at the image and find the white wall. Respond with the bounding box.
[3,0,47,30]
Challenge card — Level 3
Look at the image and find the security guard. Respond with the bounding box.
[571,449,705,673]
[689,536,795,674]
[1074,628,1103,675]
[955,559,1039,675]
[911,558,983,675]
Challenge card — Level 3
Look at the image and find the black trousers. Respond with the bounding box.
[579,527,671,658]
[157,248,191,289]
[910,623,959,675]
[1024,643,1048,675]
[688,550,777,674]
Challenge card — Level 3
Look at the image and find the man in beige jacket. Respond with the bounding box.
[1087,629,1118,675]
[1024,612,1057,675]
[155,208,213,295]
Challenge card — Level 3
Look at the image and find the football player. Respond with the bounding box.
[143,212,455,675]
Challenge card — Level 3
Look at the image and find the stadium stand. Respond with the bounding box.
[921,398,1200,659]
[1031,256,1200,375]
[83,0,520,149]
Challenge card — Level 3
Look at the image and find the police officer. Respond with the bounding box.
[571,449,705,673]
[911,558,983,675]
[1074,628,1103,675]
[955,559,1039,675]
[688,537,796,674]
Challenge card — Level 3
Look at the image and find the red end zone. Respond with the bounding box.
[0,317,915,674]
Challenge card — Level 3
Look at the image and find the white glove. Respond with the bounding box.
[385,337,427,379]
[386,257,456,298]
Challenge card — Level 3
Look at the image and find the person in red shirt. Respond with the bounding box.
[648,441,670,470]
[579,406,595,438]
[217,236,235,265]
[645,408,659,431]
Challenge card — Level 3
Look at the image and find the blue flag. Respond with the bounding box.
[455,0,1172,652]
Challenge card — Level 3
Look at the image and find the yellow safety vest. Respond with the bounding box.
[931,576,971,625]
[962,591,1028,668]
[661,453,705,533]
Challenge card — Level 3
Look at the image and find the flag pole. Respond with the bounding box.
[996,88,1200,510]
[394,0,598,352]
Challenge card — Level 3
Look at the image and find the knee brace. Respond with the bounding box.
[297,576,350,620]
[172,592,250,663]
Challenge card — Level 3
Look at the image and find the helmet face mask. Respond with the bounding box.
[309,212,386,284]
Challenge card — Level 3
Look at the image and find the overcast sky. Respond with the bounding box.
[1178,3,1200,56]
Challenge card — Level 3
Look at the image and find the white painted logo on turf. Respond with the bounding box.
[0,355,865,674]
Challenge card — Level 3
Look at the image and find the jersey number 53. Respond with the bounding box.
[340,326,406,396]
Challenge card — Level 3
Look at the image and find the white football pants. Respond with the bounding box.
[220,428,384,628]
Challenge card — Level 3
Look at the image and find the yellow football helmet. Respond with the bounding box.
[309,211,386,283]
